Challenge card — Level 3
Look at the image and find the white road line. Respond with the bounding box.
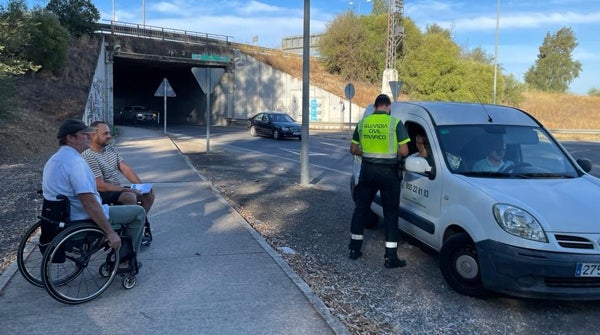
[279,148,328,156]
[220,143,353,176]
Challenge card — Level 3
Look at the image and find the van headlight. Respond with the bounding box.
[493,204,548,243]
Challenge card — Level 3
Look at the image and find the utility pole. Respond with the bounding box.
[381,0,404,97]
[493,0,500,104]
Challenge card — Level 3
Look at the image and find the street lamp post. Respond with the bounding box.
[493,0,500,104]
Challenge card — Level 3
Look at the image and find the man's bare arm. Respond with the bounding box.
[398,143,409,158]
[78,193,121,249]
[350,143,362,156]
[118,161,142,184]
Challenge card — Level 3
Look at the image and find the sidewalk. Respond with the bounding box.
[0,126,348,335]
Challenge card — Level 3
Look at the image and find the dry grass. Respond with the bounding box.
[519,91,600,130]
[244,47,600,134]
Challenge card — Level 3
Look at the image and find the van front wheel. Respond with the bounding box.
[439,232,489,298]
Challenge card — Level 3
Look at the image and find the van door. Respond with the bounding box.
[399,118,443,248]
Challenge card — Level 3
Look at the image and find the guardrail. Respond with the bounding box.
[96,21,233,46]
[550,129,600,135]
[229,120,600,135]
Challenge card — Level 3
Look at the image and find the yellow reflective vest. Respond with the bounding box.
[357,113,401,160]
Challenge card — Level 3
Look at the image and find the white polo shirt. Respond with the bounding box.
[42,145,109,221]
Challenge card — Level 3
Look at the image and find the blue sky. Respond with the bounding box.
[22,0,600,95]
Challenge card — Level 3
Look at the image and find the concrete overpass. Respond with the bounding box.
[84,21,364,129]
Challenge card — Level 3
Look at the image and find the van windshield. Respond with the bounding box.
[437,125,580,178]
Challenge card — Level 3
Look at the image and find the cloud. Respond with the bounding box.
[438,10,600,32]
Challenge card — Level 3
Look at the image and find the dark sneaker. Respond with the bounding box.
[141,234,152,247]
[349,249,363,260]
[384,256,406,268]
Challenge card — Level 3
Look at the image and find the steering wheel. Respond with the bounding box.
[501,162,533,173]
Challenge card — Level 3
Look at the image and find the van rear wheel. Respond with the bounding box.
[439,232,489,298]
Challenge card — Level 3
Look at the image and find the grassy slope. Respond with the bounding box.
[0,36,101,165]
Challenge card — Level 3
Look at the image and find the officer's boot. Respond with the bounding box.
[348,238,363,260]
[384,247,406,268]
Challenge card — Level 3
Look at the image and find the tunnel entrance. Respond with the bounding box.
[113,55,223,125]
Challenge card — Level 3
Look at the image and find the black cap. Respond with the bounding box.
[374,94,392,107]
[56,119,96,138]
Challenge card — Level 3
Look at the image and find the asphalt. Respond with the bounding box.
[0,126,349,335]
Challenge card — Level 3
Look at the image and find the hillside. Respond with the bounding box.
[0,36,101,165]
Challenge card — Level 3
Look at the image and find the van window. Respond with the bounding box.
[437,125,579,177]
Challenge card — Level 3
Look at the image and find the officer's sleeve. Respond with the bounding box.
[351,120,361,145]
[396,121,411,145]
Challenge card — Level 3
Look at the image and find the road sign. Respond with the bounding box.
[191,67,226,153]
[344,83,355,100]
[154,78,176,134]
[389,81,402,102]
[154,78,176,97]
[191,67,225,94]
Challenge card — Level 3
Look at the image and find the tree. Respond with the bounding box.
[0,0,40,76]
[524,27,581,93]
[46,0,99,38]
[319,12,387,83]
[371,0,388,15]
[399,30,463,100]
[25,9,70,73]
[501,74,525,105]
[588,88,600,97]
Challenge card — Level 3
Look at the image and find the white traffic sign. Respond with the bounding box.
[154,78,176,97]
[389,81,402,102]
[191,67,226,153]
[191,67,225,94]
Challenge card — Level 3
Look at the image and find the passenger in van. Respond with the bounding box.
[411,132,431,159]
[472,137,513,172]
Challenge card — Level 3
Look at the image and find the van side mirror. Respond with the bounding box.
[405,156,434,179]
[577,158,592,173]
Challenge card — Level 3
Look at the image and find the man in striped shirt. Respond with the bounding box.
[82,121,154,246]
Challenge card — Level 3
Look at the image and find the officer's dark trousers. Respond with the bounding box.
[350,162,400,253]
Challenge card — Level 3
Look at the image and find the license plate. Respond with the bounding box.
[575,263,600,277]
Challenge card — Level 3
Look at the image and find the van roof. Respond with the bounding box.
[370,101,542,127]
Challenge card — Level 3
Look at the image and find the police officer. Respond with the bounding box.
[348,94,410,268]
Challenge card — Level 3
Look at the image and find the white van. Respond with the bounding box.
[351,101,600,300]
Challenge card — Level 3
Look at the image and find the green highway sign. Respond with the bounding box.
[191,54,230,62]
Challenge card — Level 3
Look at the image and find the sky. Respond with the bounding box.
[22,0,600,95]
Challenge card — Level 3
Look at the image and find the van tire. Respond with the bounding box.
[439,232,489,298]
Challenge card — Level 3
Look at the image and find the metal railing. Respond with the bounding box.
[550,129,600,135]
[96,21,233,46]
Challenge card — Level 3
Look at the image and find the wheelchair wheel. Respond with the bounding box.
[17,220,44,287]
[41,224,119,304]
[99,250,117,278]
[122,274,137,289]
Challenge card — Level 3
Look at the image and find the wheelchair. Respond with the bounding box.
[17,193,139,304]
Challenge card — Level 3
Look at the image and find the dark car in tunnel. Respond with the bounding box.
[247,112,302,140]
[118,105,158,124]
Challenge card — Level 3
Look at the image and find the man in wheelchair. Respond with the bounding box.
[42,119,146,273]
